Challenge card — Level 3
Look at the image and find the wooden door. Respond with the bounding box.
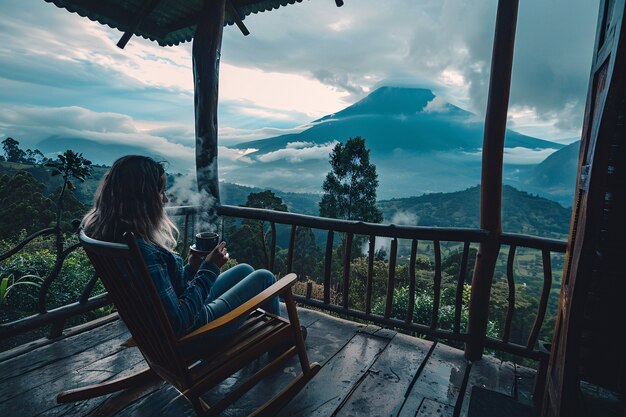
[542,1,626,416]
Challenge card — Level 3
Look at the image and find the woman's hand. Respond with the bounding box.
[205,241,229,268]
[187,252,204,275]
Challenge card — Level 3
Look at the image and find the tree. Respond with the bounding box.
[319,136,382,223]
[2,137,26,163]
[45,150,93,229]
[24,149,45,165]
[0,172,56,238]
[320,137,383,265]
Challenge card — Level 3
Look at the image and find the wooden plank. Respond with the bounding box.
[335,333,433,417]
[417,398,454,417]
[1,344,145,417]
[295,310,370,367]
[398,342,469,417]
[459,358,516,417]
[0,313,120,363]
[277,332,390,416]
[113,383,192,417]
[0,319,128,385]
[0,327,132,403]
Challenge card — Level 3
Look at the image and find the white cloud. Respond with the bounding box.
[507,105,581,144]
[219,63,350,118]
[257,141,338,163]
[423,96,449,113]
[503,147,558,165]
[328,18,353,32]
[286,141,315,149]
[219,146,256,164]
[391,210,418,225]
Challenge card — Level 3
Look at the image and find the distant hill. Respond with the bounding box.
[378,185,571,238]
[35,137,158,167]
[523,140,580,207]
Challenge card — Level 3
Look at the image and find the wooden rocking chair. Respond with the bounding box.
[57,230,320,416]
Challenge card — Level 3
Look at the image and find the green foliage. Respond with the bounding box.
[0,243,101,312]
[488,278,539,345]
[319,136,383,223]
[291,227,321,281]
[0,172,56,238]
[372,284,499,338]
[49,249,101,308]
[2,137,26,163]
[227,190,289,270]
[441,247,477,283]
[0,274,43,306]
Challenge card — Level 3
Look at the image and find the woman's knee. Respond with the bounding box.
[230,263,254,276]
[250,269,276,287]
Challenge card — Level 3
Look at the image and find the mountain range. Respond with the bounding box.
[226,86,578,206]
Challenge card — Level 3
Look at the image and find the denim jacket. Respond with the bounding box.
[136,239,220,338]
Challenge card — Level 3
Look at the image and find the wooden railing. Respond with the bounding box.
[0,204,566,362]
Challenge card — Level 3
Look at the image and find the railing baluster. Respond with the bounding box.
[503,245,517,343]
[431,239,442,330]
[38,242,81,314]
[269,222,277,272]
[48,320,65,339]
[406,239,418,324]
[527,249,552,349]
[286,224,296,273]
[365,235,375,314]
[79,272,100,304]
[384,238,398,319]
[454,241,470,333]
[342,233,353,309]
[324,230,334,304]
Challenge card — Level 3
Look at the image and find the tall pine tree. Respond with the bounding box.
[319,136,382,223]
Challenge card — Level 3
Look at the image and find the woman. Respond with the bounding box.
[81,155,280,341]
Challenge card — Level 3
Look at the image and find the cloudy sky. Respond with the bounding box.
[0,0,600,181]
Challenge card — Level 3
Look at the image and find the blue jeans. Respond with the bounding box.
[184,264,279,355]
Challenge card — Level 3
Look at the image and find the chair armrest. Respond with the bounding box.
[178,273,297,344]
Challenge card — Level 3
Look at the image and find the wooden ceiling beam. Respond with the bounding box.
[117,0,162,49]
[227,0,250,36]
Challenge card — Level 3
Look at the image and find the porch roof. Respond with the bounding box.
[43,0,326,47]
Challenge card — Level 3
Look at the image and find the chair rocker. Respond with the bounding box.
[57,230,320,416]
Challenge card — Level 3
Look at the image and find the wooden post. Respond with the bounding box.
[465,0,519,360]
[193,0,226,227]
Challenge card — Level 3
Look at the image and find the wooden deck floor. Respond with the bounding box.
[0,308,538,417]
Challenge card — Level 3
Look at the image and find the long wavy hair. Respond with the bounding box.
[82,155,178,249]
